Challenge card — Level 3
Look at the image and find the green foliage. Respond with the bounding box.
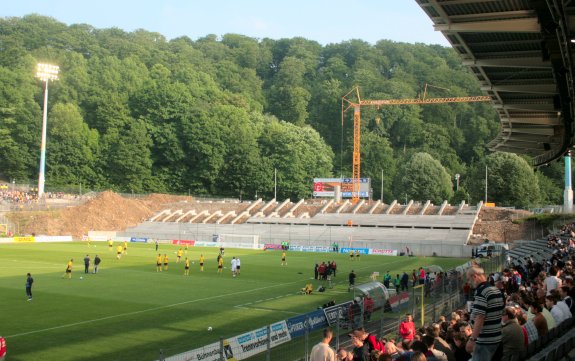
[394,152,453,204]
[467,153,541,208]
[0,15,564,204]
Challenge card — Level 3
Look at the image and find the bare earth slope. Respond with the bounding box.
[471,207,544,244]
[7,191,192,239]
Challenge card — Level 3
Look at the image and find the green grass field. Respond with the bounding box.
[0,242,467,361]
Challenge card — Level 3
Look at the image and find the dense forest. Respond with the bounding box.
[0,15,566,207]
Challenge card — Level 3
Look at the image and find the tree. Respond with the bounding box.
[466,152,540,208]
[394,152,453,204]
[259,119,334,199]
[46,103,99,187]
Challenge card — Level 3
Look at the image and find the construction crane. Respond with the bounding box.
[341,85,492,204]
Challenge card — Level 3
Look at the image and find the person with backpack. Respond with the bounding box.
[349,328,385,353]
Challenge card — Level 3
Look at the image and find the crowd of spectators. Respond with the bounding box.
[0,190,38,204]
[311,221,575,361]
[0,189,79,205]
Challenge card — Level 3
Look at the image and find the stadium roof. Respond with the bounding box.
[416,0,575,165]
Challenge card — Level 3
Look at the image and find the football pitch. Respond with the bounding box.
[0,242,467,361]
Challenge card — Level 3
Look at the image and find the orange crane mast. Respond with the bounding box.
[341,86,492,204]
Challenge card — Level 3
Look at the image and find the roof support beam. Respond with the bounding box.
[493,103,557,111]
[435,18,540,33]
[500,116,560,125]
[463,57,551,68]
[502,127,556,136]
[481,84,556,94]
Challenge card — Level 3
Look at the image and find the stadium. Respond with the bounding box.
[3,0,575,361]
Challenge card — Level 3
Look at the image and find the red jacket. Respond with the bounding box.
[399,321,415,340]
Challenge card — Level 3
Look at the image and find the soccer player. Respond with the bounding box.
[355,250,360,261]
[94,255,101,274]
[231,257,237,277]
[349,249,354,261]
[184,257,190,276]
[184,244,188,255]
[281,251,287,266]
[156,254,163,272]
[63,259,73,279]
[217,255,223,274]
[108,238,113,251]
[116,245,123,259]
[25,273,33,301]
[199,254,205,272]
[163,254,169,271]
[155,239,159,251]
[176,248,183,263]
[83,254,90,274]
[123,241,128,255]
[236,258,241,275]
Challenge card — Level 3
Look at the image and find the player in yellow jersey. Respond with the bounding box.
[123,241,128,255]
[184,258,190,276]
[355,250,360,261]
[116,245,123,259]
[217,256,223,274]
[281,251,287,266]
[163,254,169,271]
[63,259,73,279]
[199,254,205,272]
[176,248,183,263]
[349,249,354,261]
[108,238,113,251]
[156,254,163,272]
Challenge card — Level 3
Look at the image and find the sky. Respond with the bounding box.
[3,0,450,46]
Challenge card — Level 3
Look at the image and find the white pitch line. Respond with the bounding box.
[6,278,304,339]
[234,306,300,315]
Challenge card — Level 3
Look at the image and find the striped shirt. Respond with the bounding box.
[471,282,505,345]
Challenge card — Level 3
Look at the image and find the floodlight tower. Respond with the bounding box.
[36,63,59,199]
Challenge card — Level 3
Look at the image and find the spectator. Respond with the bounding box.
[427,324,455,361]
[336,347,353,361]
[422,334,448,361]
[544,266,562,295]
[450,333,471,361]
[350,328,383,353]
[529,302,548,338]
[500,306,525,361]
[558,286,575,314]
[309,328,335,361]
[384,339,399,358]
[0,336,5,361]
[363,296,374,322]
[350,332,371,361]
[349,299,362,329]
[545,293,570,324]
[399,314,416,343]
[465,266,505,361]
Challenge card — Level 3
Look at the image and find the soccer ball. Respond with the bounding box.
[80,277,83,280]
[208,327,213,331]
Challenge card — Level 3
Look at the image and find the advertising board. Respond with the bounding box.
[313,178,370,198]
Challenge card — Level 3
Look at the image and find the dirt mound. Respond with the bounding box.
[8,191,192,239]
[471,207,544,244]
